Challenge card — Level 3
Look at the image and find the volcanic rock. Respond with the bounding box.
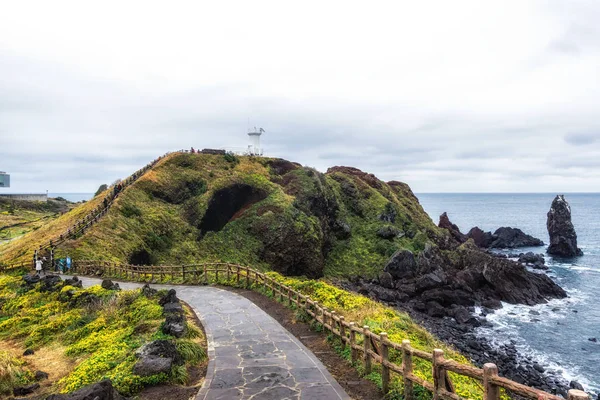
[135,340,182,365]
[376,225,403,239]
[467,227,543,249]
[133,356,173,377]
[518,252,545,265]
[438,212,467,243]
[384,250,417,279]
[34,370,49,381]
[64,276,83,288]
[22,274,41,286]
[162,312,186,338]
[46,379,125,400]
[518,252,547,269]
[141,283,157,297]
[159,289,179,306]
[101,279,120,291]
[415,272,446,292]
[39,275,63,292]
[467,227,494,248]
[547,195,583,257]
[13,383,40,396]
[569,380,585,391]
[489,227,544,248]
[379,272,394,289]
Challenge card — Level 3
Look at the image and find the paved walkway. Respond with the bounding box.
[70,276,350,400]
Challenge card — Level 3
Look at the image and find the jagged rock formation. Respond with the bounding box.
[438,212,467,243]
[547,195,583,257]
[438,214,543,249]
[489,227,544,248]
[355,241,566,320]
[467,227,494,248]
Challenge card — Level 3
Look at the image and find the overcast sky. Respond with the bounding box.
[1,1,599,193]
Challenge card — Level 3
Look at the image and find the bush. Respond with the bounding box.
[94,184,108,196]
[120,204,143,218]
[176,340,206,364]
[223,152,239,164]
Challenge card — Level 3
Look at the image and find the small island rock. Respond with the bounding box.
[547,195,583,257]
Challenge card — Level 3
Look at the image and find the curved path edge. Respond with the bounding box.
[64,276,350,400]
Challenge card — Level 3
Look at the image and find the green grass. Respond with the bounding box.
[0,274,207,396]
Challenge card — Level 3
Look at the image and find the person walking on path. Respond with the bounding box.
[35,258,44,276]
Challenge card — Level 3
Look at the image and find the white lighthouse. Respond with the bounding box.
[247,127,265,156]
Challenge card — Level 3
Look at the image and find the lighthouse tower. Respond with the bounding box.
[247,127,265,156]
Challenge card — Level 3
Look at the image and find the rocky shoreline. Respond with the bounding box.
[340,278,576,398]
[396,301,573,397]
[337,200,591,398]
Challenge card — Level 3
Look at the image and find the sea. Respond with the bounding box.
[417,193,600,394]
[48,193,95,202]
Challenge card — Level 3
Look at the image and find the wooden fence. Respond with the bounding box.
[0,262,30,273]
[34,151,175,255]
[66,260,591,400]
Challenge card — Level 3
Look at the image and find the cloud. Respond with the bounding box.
[564,132,599,146]
[1,1,600,193]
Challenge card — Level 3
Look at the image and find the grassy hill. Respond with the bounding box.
[0,198,75,245]
[1,152,442,278]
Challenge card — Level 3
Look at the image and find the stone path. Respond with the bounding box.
[70,276,350,400]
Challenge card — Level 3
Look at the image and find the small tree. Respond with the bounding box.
[94,184,108,197]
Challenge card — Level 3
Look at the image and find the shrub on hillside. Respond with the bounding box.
[120,204,143,218]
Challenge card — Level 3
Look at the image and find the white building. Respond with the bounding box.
[0,172,9,188]
[247,127,265,156]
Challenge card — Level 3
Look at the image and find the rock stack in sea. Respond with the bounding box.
[547,195,582,257]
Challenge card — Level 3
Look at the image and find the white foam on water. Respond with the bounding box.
[475,288,599,395]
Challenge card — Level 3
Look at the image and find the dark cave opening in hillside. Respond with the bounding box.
[129,249,153,265]
[199,184,267,235]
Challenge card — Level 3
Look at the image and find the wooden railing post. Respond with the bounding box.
[349,322,357,363]
[483,363,500,400]
[203,264,208,284]
[381,332,390,394]
[287,287,292,306]
[433,349,446,400]
[363,326,372,374]
[568,389,590,400]
[227,264,231,282]
[236,265,240,285]
[339,316,346,343]
[322,308,329,332]
[245,266,250,288]
[331,311,337,334]
[278,282,284,302]
[402,339,414,400]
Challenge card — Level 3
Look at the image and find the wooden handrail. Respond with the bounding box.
[54,260,591,400]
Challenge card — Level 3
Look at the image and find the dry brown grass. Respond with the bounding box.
[3,341,77,397]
